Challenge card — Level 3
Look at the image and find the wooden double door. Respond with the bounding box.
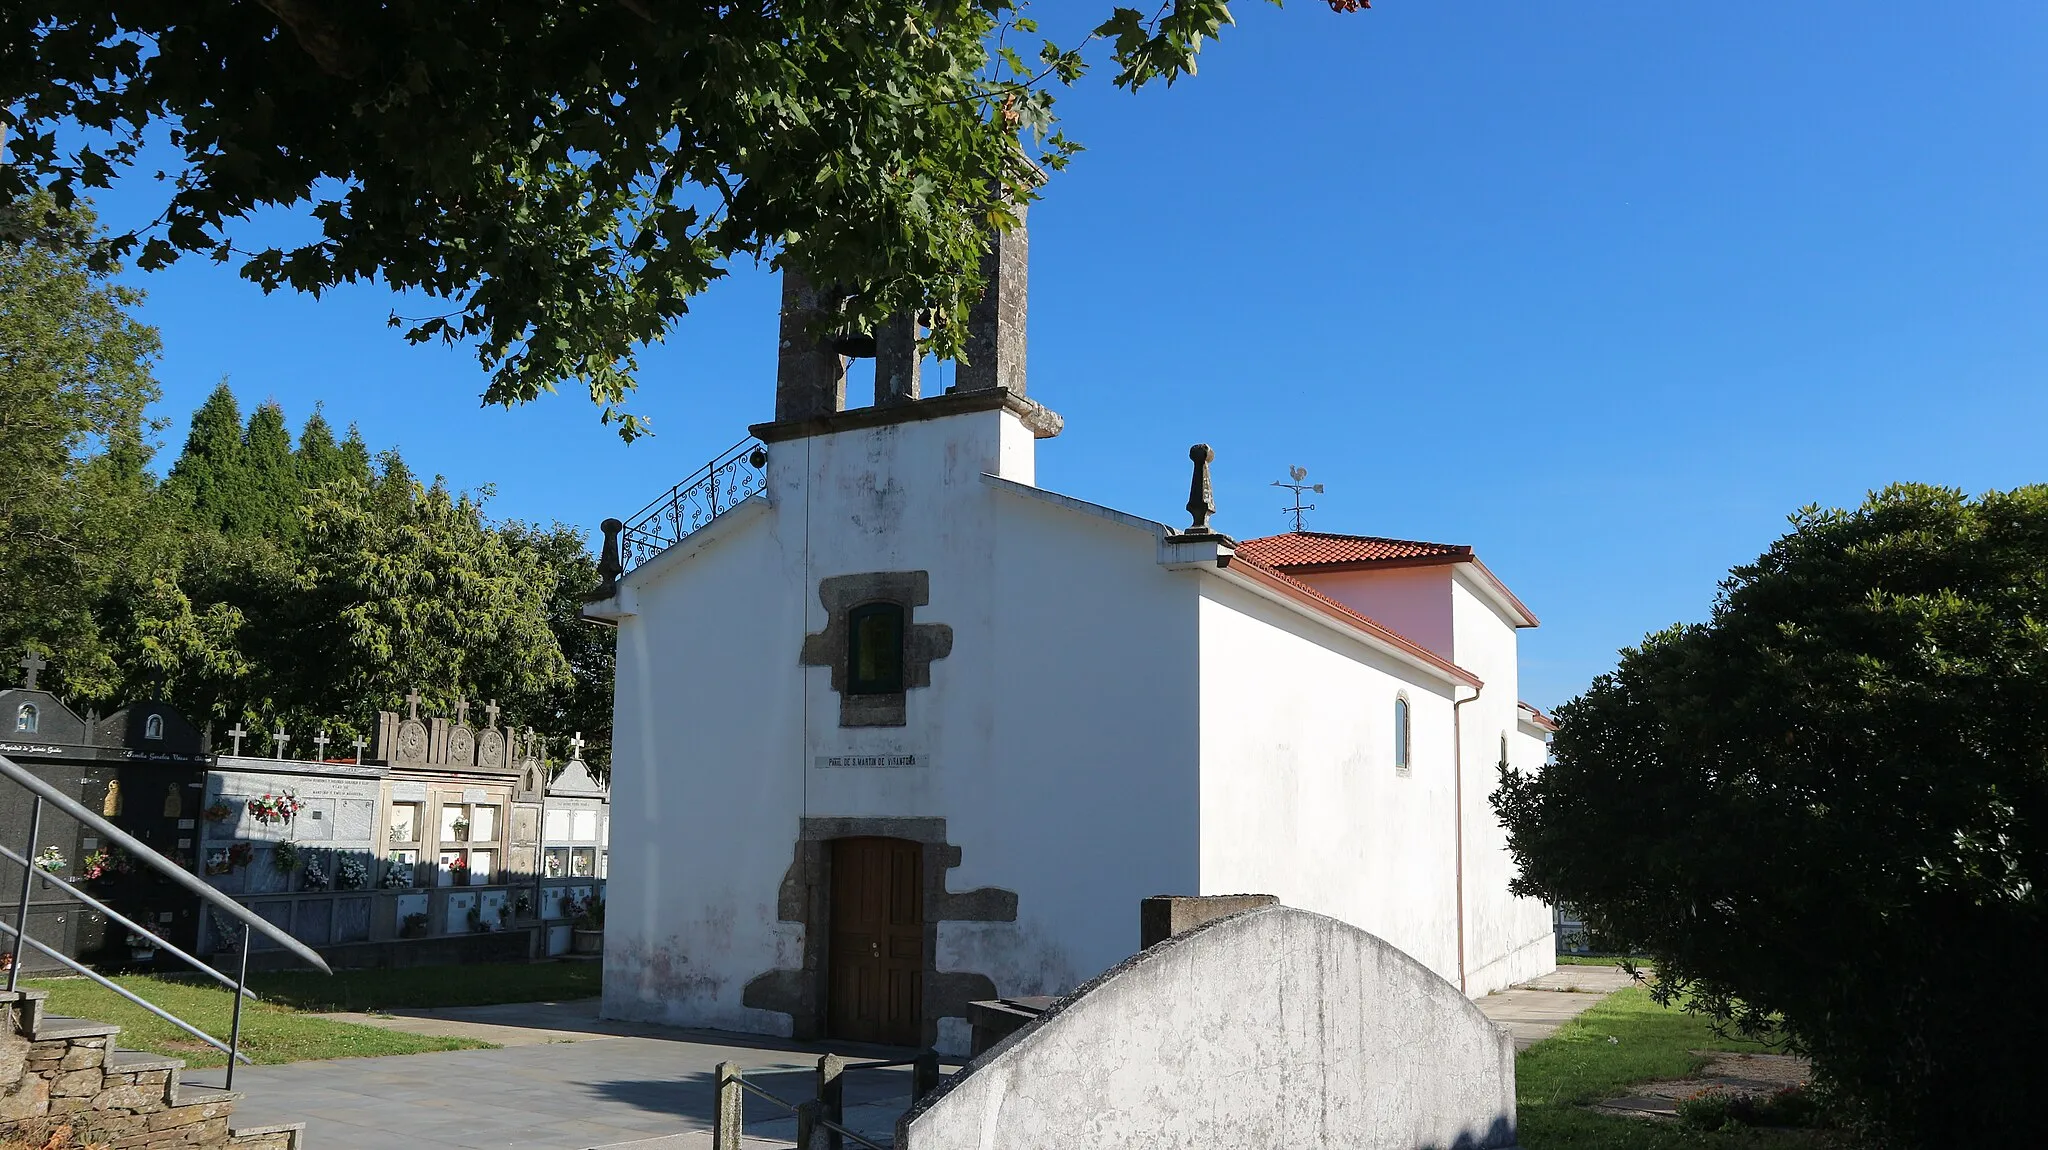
[826,837,924,1046]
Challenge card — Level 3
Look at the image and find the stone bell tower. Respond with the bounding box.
[772,206,1033,425]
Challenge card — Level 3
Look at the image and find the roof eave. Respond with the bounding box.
[1214,560,1484,690]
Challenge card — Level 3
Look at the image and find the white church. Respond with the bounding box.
[585,218,1556,1054]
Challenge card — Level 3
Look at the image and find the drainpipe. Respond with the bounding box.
[1452,683,1483,995]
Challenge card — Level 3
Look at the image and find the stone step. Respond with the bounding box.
[105,1049,188,1076]
[228,1120,306,1150]
[169,1082,244,1109]
[31,1014,121,1042]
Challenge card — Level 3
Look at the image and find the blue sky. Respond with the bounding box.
[79,0,2046,711]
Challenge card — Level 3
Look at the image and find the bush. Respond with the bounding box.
[1495,485,2048,1147]
[1677,1086,1830,1131]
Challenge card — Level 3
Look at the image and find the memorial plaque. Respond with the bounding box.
[392,782,427,801]
[335,799,375,843]
[335,897,372,942]
[462,787,488,803]
[813,752,925,768]
[301,800,336,842]
[245,853,288,894]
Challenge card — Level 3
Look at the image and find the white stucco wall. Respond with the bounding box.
[901,906,1518,1150]
[1447,570,1555,995]
[1193,580,1465,982]
[602,407,1201,1051]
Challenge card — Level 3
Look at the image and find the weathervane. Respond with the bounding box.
[1273,466,1323,533]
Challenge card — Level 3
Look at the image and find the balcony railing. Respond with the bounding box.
[619,437,769,571]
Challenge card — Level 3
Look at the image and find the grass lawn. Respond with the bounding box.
[24,975,487,1068]
[1517,988,1830,1149]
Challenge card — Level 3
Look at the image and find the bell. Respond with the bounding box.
[829,328,877,358]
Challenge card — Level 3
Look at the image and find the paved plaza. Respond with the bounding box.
[198,966,1642,1149]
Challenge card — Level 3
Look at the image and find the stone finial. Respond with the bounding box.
[404,689,423,721]
[954,204,1028,395]
[227,724,247,757]
[352,736,367,765]
[312,729,330,761]
[18,650,45,690]
[484,699,501,729]
[1186,444,1216,535]
[588,518,625,601]
[270,727,290,760]
[776,269,849,421]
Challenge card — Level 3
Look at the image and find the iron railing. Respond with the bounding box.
[1,753,332,1088]
[712,1051,942,1150]
[618,437,769,571]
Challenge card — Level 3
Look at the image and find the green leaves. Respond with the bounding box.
[2,0,1300,436]
[1495,483,2048,1145]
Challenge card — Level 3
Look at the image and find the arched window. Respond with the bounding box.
[144,714,165,740]
[15,704,37,733]
[1393,696,1411,773]
[846,602,906,695]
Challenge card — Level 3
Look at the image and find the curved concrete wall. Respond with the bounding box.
[899,905,1518,1150]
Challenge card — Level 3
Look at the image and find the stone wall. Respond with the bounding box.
[898,905,1519,1150]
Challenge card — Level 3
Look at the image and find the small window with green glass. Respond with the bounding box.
[846,602,906,695]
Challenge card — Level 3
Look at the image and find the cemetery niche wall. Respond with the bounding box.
[1,652,211,971]
[191,693,610,970]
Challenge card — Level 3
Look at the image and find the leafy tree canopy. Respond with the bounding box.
[0,193,163,697]
[2,0,1359,438]
[1494,484,2048,1146]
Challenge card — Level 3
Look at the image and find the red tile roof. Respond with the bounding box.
[1236,531,1471,569]
[1518,702,1559,732]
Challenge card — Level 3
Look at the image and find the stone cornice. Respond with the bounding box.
[749,387,1063,443]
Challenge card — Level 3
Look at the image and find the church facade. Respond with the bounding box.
[586,227,1555,1053]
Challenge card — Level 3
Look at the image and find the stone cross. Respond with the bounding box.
[352,736,367,765]
[404,689,423,721]
[455,697,470,726]
[484,700,500,729]
[18,651,46,690]
[271,728,290,759]
[226,725,247,757]
[312,729,330,761]
[569,732,585,762]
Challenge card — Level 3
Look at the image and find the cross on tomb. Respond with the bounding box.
[18,651,46,690]
[313,729,330,761]
[404,689,423,721]
[568,732,586,762]
[226,725,247,757]
[484,700,500,729]
[454,697,470,726]
[271,728,290,759]
[352,737,367,765]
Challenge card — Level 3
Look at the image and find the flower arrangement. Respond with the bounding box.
[336,856,370,890]
[80,847,134,881]
[301,856,329,891]
[399,911,430,938]
[514,892,532,917]
[203,800,234,823]
[380,859,414,889]
[447,857,472,886]
[246,792,304,825]
[450,816,471,842]
[465,906,490,933]
[272,840,301,874]
[204,844,253,876]
[33,846,66,873]
[124,930,155,948]
[562,892,605,929]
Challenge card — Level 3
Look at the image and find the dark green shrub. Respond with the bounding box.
[1496,485,2048,1147]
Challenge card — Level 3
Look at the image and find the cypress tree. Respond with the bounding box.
[165,381,246,532]
[239,400,301,543]
[337,423,374,486]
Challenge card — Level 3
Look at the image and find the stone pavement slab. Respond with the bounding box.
[1476,964,1646,1050]
[192,1007,941,1150]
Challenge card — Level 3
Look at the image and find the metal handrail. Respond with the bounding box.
[0,917,248,1063]
[0,840,254,1000]
[0,753,331,973]
[3,751,333,1087]
[616,436,768,571]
